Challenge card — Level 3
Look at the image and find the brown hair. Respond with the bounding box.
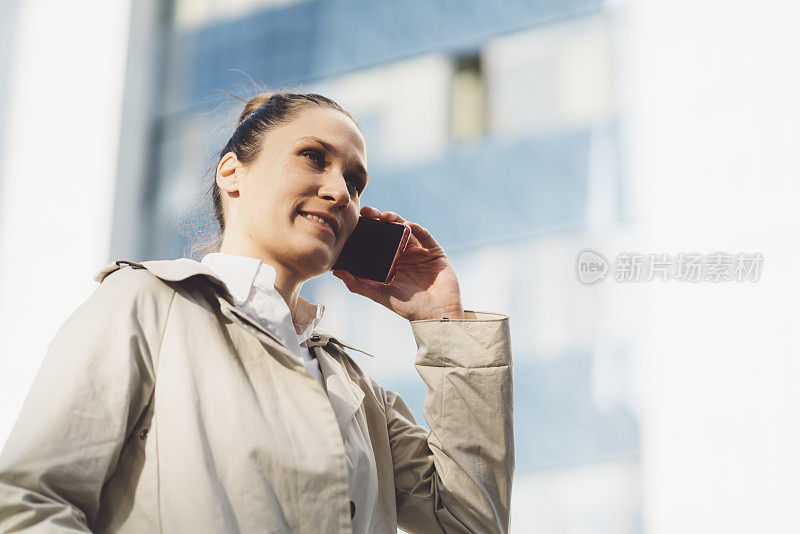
[184,89,359,259]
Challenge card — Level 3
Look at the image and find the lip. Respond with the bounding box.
[298,209,339,237]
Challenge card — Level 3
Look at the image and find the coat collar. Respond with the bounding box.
[93,258,375,358]
[94,258,233,300]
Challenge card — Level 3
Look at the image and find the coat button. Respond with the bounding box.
[350,501,355,519]
[138,428,149,440]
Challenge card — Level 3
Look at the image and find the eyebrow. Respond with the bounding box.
[296,136,369,181]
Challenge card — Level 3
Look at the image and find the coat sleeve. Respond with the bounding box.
[0,267,173,532]
[385,310,514,534]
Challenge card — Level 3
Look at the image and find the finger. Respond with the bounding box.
[406,221,441,249]
[380,211,406,224]
[360,206,381,218]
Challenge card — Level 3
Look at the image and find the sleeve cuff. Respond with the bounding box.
[409,310,511,368]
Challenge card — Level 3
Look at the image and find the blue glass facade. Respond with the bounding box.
[172,0,604,110]
[365,130,593,249]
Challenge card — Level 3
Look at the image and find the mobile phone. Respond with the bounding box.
[331,217,411,285]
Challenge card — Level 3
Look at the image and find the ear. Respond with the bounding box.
[216,151,241,194]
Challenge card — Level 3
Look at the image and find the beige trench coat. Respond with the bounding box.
[0,258,514,533]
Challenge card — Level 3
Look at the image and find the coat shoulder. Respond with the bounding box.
[93,258,229,302]
[83,262,184,330]
[93,261,178,301]
[46,263,179,368]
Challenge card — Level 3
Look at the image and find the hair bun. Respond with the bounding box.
[238,91,276,124]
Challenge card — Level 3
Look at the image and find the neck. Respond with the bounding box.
[218,238,315,334]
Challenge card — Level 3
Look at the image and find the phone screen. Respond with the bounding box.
[331,217,409,284]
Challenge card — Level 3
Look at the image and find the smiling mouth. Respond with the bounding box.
[298,210,336,237]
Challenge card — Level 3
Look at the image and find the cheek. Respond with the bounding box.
[241,192,271,222]
[343,206,360,236]
[243,180,288,216]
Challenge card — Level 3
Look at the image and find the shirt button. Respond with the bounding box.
[350,501,355,519]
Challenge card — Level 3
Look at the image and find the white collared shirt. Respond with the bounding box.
[200,252,325,387]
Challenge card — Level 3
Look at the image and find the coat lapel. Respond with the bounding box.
[216,297,303,362]
[309,342,365,438]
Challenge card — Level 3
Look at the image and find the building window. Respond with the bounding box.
[449,53,486,141]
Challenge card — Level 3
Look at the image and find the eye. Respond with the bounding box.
[345,176,363,196]
[301,149,324,167]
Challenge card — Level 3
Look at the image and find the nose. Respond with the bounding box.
[318,171,351,209]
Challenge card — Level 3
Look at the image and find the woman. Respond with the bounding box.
[0,92,514,533]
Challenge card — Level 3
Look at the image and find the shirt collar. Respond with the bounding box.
[297,301,325,347]
[200,252,260,306]
[200,252,325,344]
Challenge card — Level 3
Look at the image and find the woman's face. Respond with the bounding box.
[218,106,368,280]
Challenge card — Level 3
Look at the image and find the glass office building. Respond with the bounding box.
[146,1,640,530]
